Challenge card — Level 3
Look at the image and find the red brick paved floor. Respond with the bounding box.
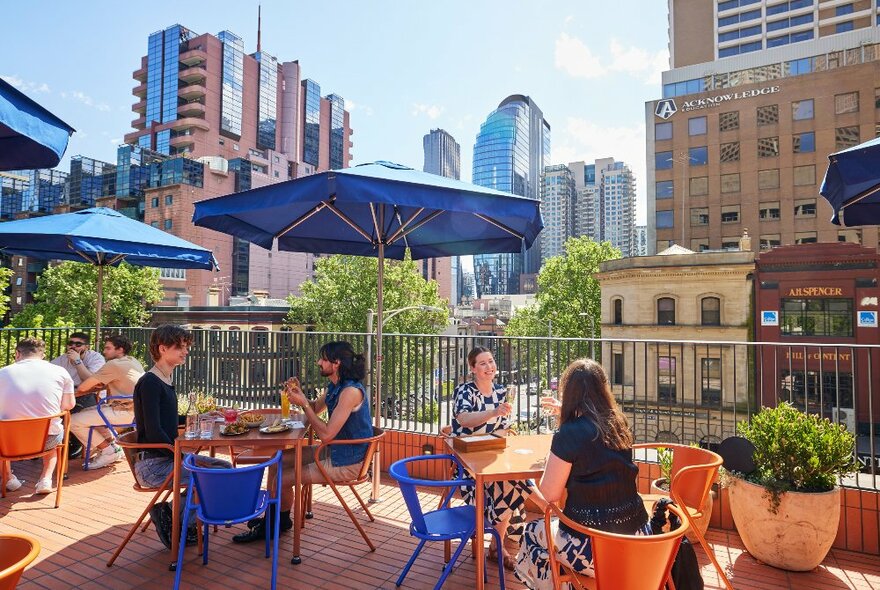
[2,455,878,589]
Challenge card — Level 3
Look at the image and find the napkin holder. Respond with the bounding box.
[452,433,507,452]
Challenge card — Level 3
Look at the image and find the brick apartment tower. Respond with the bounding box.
[120,24,353,306]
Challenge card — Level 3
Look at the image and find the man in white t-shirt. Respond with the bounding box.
[0,337,76,494]
[70,333,145,470]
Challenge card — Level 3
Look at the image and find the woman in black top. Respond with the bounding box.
[514,358,649,590]
[133,325,228,489]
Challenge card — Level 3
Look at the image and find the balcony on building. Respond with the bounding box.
[177,101,206,119]
[178,80,206,101]
[178,65,207,84]
[132,99,147,114]
[178,46,207,66]
[132,81,147,98]
[131,115,146,129]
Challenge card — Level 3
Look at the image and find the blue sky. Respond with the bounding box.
[1,0,669,224]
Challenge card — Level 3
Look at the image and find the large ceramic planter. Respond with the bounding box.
[650,478,714,541]
[728,475,840,572]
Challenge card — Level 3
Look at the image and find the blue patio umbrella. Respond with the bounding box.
[193,160,543,475]
[0,78,75,171]
[820,136,880,226]
[0,207,218,333]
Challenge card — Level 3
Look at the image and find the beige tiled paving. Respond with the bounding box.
[2,454,879,589]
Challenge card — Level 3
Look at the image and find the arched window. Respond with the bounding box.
[701,297,721,326]
[655,430,679,443]
[657,298,676,325]
[613,299,623,325]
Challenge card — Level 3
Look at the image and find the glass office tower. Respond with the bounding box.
[472,95,549,296]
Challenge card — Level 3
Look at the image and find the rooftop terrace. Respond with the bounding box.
[4,452,879,590]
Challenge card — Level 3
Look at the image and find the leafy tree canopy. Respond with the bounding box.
[506,237,620,338]
[10,261,163,328]
[0,266,12,323]
[286,253,448,333]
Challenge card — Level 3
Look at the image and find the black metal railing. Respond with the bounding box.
[0,326,876,490]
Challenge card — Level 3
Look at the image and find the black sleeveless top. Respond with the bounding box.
[551,416,648,535]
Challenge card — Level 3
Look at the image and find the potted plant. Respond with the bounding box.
[726,402,857,571]
[649,445,715,538]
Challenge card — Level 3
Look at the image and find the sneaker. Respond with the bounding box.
[5,475,23,492]
[35,478,53,494]
[87,446,123,470]
[233,513,292,544]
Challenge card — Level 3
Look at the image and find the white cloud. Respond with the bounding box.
[61,90,110,112]
[552,117,648,224]
[411,103,444,120]
[344,98,374,116]
[554,33,605,80]
[608,39,669,85]
[554,34,669,85]
[2,75,50,93]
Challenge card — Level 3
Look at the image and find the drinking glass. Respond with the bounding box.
[280,393,291,421]
[184,413,199,439]
[223,407,239,425]
[199,414,214,439]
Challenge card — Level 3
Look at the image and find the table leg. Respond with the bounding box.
[291,442,303,565]
[169,442,182,571]
[475,475,485,590]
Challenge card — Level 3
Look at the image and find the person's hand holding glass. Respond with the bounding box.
[540,392,561,430]
[282,377,306,420]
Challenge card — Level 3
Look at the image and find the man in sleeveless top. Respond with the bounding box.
[233,340,373,543]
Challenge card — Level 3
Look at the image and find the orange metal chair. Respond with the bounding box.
[300,427,385,552]
[545,502,687,590]
[634,442,733,590]
[0,413,70,508]
[106,429,178,567]
[0,534,41,590]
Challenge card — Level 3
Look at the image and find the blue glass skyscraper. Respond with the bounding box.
[472,95,549,296]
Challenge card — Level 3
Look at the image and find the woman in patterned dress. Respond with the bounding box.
[451,346,539,570]
[514,358,649,590]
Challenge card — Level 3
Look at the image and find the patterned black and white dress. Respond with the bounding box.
[451,381,534,542]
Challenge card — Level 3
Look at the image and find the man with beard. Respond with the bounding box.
[233,341,373,543]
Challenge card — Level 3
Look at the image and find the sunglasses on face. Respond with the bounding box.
[67,341,86,347]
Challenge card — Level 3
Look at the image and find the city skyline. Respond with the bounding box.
[0,0,669,226]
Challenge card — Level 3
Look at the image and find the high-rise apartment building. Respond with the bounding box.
[4,23,354,313]
[540,164,576,263]
[569,158,638,256]
[422,129,462,305]
[423,129,461,180]
[647,1,880,255]
[125,24,353,305]
[635,225,648,256]
[472,95,550,296]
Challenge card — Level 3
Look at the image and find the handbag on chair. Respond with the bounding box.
[650,498,704,590]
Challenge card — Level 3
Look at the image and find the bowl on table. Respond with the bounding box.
[238,412,266,429]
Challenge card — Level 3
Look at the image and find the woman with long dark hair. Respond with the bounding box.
[514,358,649,589]
[450,346,539,570]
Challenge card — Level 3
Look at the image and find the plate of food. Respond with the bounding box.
[260,419,292,434]
[238,412,265,428]
[219,422,249,436]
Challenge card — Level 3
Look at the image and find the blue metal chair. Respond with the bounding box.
[84,395,135,470]
[389,454,505,590]
[173,450,283,590]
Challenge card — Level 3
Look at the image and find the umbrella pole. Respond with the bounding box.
[370,241,384,502]
[96,265,103,340]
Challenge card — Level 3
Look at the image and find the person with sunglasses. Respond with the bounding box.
[50,332,105,458]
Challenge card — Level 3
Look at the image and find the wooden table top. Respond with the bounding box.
[445,433,553,480]
[177,411,308,448]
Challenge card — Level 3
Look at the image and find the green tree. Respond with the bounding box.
[0,265,13,323]
[506,237,620,381]
[286,253,448,333]
[10,261,163,328]
[507,237,620,338]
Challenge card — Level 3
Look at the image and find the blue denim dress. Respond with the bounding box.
[324,379,372,467]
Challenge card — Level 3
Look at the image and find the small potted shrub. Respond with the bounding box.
[649,445,715,538]
[726,402,857,571]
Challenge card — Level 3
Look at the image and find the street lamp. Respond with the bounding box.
[579,311,596,358]
[366,304,445,502]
